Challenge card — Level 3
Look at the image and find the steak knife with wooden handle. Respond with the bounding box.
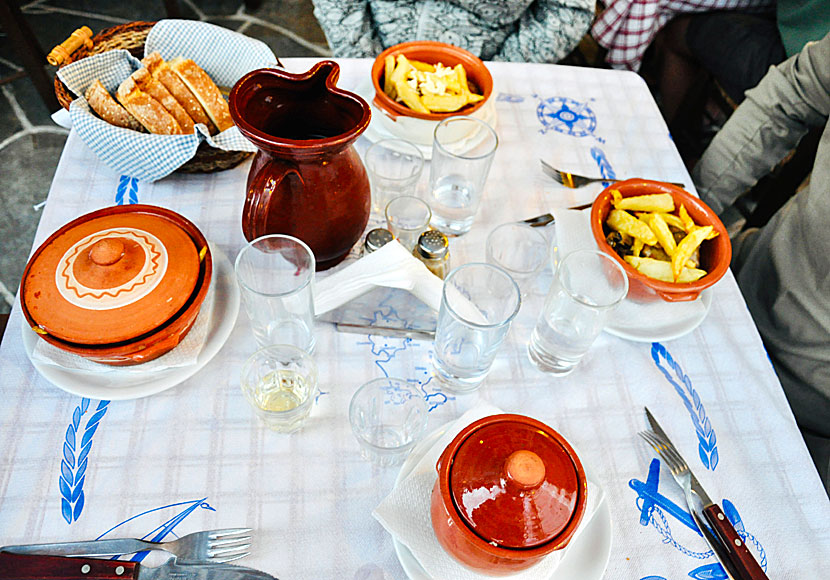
[0,552,278,580]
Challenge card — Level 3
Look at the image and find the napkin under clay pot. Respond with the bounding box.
[373,404,604,580]
[30,275,216,373]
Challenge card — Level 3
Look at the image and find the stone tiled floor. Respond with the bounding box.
[0,0,328,314]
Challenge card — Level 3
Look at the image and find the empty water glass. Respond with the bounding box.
[349,377,429,466]
[527,250,628,375]
[234,234,315,353]
[432,263,521,392]
[427,116,498,236]
[485,222,548,297]
[385,195,432,251]
[365,139,425,215]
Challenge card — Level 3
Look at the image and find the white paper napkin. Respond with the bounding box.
[314,241,445,316]
[373,404,604,580]
[31,275,216,373]
[551,208,709,336]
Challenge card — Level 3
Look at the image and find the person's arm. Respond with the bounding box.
[311,0,383,58]
[693,33,830,214]
[494,0,595,63]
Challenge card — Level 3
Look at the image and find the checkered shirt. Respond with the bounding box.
[592,0,776,71]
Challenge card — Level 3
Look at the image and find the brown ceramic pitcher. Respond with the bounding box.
[229,61,372,270]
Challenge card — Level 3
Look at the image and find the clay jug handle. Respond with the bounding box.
[243,157,303,240]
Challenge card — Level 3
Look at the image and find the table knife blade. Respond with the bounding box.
[335,322,435,340]
[644,408,769,580]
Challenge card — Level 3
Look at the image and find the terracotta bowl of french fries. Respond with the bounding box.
[370,41,494,145]
[590,179,731,303]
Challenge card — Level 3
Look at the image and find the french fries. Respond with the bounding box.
[672,225,712,281]
[624,256,707,283]
[382,55,484,114]
[603,189,719,283]
[606,208,657,246]
[611,190,674,213]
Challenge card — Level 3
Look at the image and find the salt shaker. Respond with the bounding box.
[413,230,450,279]
[362,227,394,256]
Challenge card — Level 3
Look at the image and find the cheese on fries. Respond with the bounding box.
[383,55,484,114]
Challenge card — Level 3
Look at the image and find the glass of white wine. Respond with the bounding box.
[240,344,319,433]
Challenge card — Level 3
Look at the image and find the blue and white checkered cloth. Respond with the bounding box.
[57,20,280,182]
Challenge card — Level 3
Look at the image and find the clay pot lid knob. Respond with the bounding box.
[88,238,125,266]
[505,450,545,489]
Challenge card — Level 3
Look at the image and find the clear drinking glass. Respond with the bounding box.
[240,344,319,433]
[385,195,432,251]
[485,222,548,297]
[427,116,498,236]
[349,377,429,466]
[234,234,315,353]
[432,263,521,392]
[527,250,629,375]
[365,138,425,215]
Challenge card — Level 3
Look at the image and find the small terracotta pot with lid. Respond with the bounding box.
[430,414,587,576]
[20,204,212,365]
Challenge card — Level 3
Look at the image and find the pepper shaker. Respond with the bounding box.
[362,227,394,256]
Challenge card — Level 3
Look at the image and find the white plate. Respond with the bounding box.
[604,288,713,343]
[547,215,713,344]
[392,426,613,580]
[353,78,498,160]
[22,244,240,400]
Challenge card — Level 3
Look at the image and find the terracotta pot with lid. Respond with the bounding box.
[430,414,587,576]
[20,204,212,366]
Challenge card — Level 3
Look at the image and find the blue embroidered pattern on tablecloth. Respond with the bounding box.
[535,96,597,137]
[60,398,110,524]
[116,175,139,205]
[631,459,768,577]
[651,342,719,471]
[96,498,216,562]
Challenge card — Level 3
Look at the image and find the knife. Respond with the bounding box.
[644,408,769,580]
[0,553,279,580]
[521,202,593,228]
[335,322,435,340]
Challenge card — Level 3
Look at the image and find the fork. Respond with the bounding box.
[639,431,739,580]
[521,202,593,228]
[1,528,252,563]
[540,159,684,189]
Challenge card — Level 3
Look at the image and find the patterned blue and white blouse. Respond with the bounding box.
[311,0,596,63]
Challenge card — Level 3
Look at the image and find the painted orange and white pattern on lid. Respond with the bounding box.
[56,228,168,311]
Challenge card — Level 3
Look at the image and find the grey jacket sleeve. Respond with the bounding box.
[693,33,830,214]
[311,0,384,58]
[494,0,596,63]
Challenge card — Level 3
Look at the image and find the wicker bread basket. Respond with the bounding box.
[53,21,250,174]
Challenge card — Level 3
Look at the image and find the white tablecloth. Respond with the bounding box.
[0,58,827,579]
